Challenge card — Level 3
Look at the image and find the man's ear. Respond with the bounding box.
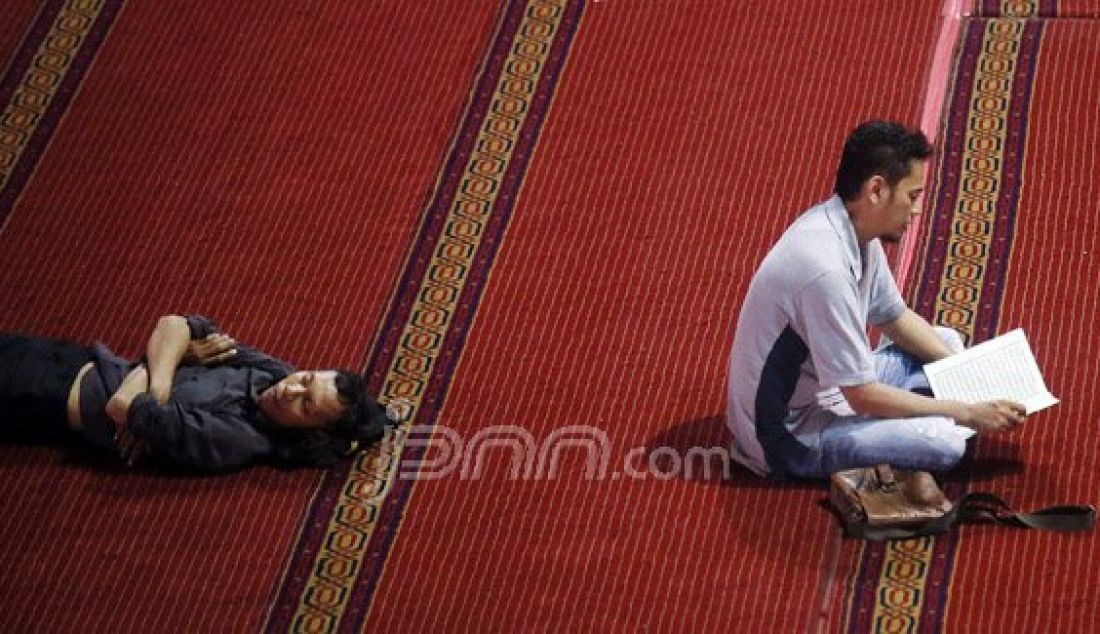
[865,175,887,205]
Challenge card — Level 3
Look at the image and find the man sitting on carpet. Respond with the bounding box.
[726,120,1025,479]
[1,314,407,472]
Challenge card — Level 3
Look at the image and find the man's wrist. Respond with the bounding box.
[941,400,971,424]
[106,394,130,427]
[149,379,171,405]
[926,343,955,363]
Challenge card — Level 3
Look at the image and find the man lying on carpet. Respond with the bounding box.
[0,314,408,472]
[726,120,1025,480]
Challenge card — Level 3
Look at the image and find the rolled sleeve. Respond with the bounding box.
[181,315,293,377]
[184,315,220,340]
[127,394,271,472]
[869,295,906,327]
[794,271,877,388]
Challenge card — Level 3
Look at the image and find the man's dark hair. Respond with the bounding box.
[267,369,390,469]
[834,120,932,201]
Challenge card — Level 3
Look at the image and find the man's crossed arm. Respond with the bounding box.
[104,315,238,465]
[880,309,954,364]
[840,309,1026,433]
[147,315,237,403]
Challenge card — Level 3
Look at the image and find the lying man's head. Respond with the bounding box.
[257,370,350,429]
[259,369,391,468]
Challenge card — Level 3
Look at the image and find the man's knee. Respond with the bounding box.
[923,431,967,471]
[822,417,968,473]
[934,327,965,355]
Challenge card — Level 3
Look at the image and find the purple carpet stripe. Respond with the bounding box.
[0,1,64,121]
[264,1,587,630]
[0,0,126,225]
[358,0,520,393]
[913,20,1043,344]
[912,24,988,336]
[845,542,885,632]
[356,2,582,394]
[921,18,1044,632]
[262,2,521,623]
[846,16,1046,633]
[978,0,1058,16]
[842,22,993,632]
[345,1,587,628]
[978,21,1042,344]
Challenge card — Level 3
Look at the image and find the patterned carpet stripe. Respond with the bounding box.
[264,1,586,630]
[0,1,42,79]
[363,1,939,631]
[0,1,503,630]
[977,0,1057,16]
[976,0,1100,16]
[847,16,1046,633]
[944,17,1100,632]
[913,19,1043,345]
[0,0,123,226]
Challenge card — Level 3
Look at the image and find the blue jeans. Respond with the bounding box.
[787,327,974,478]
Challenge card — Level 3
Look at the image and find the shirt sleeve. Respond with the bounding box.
[184,315,220,339]
[126,393,271,472]
[793,270,877,387]
[183,314,294,376]
[222,345,294,377]
[866,241,907,326]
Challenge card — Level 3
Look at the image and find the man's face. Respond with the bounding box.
[877,160,926,244]
[257,370,347,429]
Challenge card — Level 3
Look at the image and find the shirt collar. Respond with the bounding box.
[248,368,289,425]
[823,194,863,283]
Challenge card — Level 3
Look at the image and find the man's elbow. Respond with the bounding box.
[877,311,908,340]
[152,315,191,341]
[839,383,878,415]
[156,315,188,329]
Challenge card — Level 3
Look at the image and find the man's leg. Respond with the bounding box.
[873,326,964,392]
[818,414,971,475]
[0,333,91,445]
[809,327,971,477]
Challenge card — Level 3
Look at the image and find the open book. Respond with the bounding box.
[924,329,1058,414]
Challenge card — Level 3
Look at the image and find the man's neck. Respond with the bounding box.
[842,199,875,245]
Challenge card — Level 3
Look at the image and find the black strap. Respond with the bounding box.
[953,492,1097,532]
[847,492,1096,540]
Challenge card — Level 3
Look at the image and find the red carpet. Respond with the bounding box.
[4,0,1097,631]
[353,1,941,631]
[0,0,501,629]
[846,6,1100,631]
[937,16,1100,632]
[0,1,40,73]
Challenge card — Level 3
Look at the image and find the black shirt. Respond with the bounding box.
[79,315,293,472]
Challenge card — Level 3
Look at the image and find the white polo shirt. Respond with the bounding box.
[726,196,906,476]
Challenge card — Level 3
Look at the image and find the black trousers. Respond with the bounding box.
[0,333,93,446]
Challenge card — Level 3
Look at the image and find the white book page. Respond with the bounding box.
[924,329,1058,415]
